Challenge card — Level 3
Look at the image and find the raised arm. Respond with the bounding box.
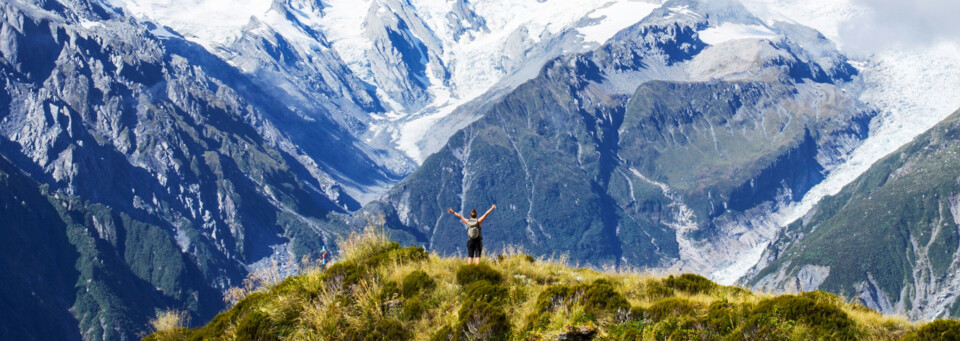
[448,208,469,224]
[478,204,496,223]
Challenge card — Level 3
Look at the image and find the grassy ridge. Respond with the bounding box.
[146,228,959,340]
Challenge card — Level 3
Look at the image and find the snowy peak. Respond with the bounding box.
[668,0,762,24]
[575,1,661,44]
[110,0,272,46]
[698,23,777,45]
[363,0,448,111]
[631,0,760,32]
[342,0,674,162]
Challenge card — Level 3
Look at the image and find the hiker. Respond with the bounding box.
[447,204,496,265]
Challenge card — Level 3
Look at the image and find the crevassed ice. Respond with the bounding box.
[366,0,667,162]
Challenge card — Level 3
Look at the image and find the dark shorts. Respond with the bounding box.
[467,237,482,258]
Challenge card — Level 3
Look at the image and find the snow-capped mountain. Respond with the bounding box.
[108,0,677,165]
[107,0,960,193]
[360,0,874,288]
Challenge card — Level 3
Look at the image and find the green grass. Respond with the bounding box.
[145,228,957,340]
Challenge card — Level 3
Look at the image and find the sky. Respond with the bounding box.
[739,0,960,57]
[841,0,960,54]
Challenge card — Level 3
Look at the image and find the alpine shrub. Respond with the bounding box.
[530,280,627,316]
[401,297,424,321]
[456,299,511,341]
[380,280,401,300]
[580,279,629,315]
[649,317,708,341]
[390,245,429,264]
[800,290,873,313]
[356,242,426,268]
[355,241,402,267]
[746,294,857,340]
[642,281,675,299]
[185,292,267,339]
[523,284,573,332]
[662,273,717,295]
[235,311,278,341]
[429,325,455,341]
[705,300,753,335]
[401,270,436,298]
[456,264,503,286]
[321,261,365,288]
[532,284,574,314]
[522,280,629,333]
[902,319,960,341]
[799,290,844,305]
[464,280,509,306]
[645,297,702,321]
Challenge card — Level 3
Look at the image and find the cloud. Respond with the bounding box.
[839,0,960,54]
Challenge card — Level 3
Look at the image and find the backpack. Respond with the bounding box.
[466,218,481,239]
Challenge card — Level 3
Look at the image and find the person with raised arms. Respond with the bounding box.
[447,204,496,265]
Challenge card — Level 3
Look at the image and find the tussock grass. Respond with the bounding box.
[146,310,190,341]
[223,258,285,306]
[146,227,956,340]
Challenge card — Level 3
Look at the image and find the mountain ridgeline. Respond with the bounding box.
[745,108,960,321]
[364,2,873,277]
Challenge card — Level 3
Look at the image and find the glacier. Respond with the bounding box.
[712,0,960,284]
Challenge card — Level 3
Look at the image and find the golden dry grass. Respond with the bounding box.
[147,309,190,341]
[157,225,934,341]
[150,309,189,331]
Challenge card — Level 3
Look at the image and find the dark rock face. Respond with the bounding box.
[0,0,399,339]
[0,157,82,341]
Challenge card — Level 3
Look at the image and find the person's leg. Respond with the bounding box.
[476,239,482,264]
[466,239,473,264]
[467,239,477,264]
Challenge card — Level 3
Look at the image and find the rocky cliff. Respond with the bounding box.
[0,0,392,338]
[745,108,960,321]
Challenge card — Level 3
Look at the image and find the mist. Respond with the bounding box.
[839,0,960,54]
